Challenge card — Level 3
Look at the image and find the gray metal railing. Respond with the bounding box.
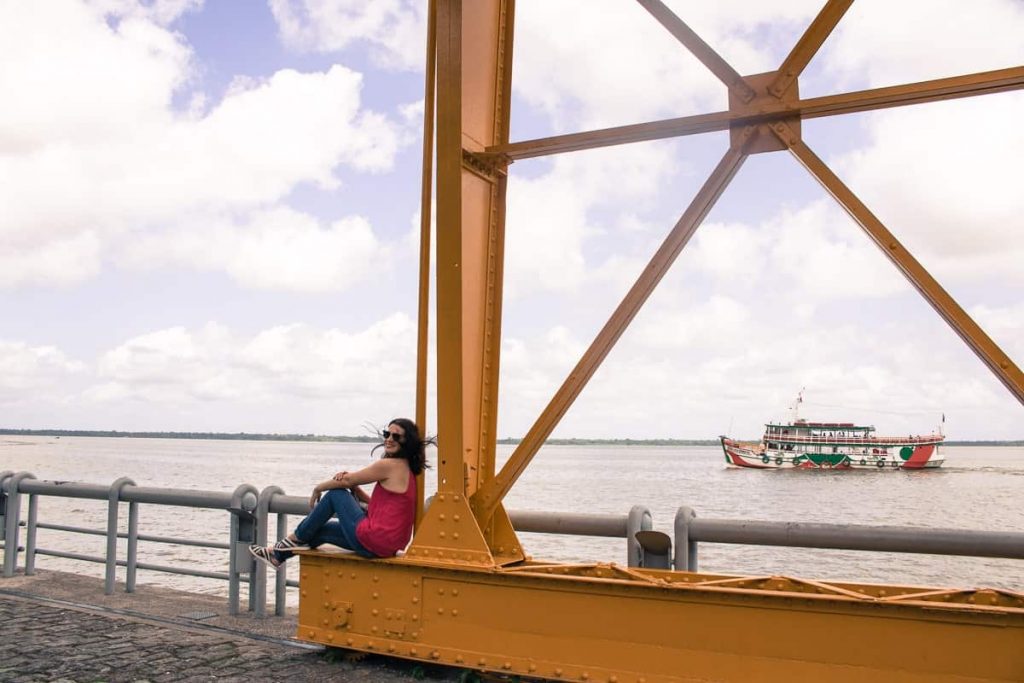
[3,471,1021,617]
[670,506,1024,571]
[0,472,651,617]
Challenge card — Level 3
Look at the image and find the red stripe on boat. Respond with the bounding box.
[902,444,936,469]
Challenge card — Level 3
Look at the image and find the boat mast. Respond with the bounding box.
[790,388,804,423]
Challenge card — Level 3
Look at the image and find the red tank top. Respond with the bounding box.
[355,470,416,557]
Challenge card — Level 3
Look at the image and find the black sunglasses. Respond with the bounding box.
[381,430,404,443]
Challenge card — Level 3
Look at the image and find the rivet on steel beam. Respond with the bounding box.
[581,673,590,681]
[437,608,444,615]
[554,668,563,677]
[503,662,512,670]
[323,586,329,592]
[455,655,464,664]
[452,588,459,596]
[412,614,419,621]
[412,580,420,587]
[322,619,328,625]
[301,573,308,579]
[528,663,537,673]
[388,644,395,653]
[412,597,420,603]
[301,591,307,597]
[431,651,440,660]
[439,531,446,538]
[366,641,374,649]
[412,631,419,638]
[372,608,379,616]
[453,514,460,522]
[372,592,379,599]
[453,532,460,539]
[372,626,378,633]
[1000,361,1009,369]
[438,588,445,595]
[479,658,487,666]
[888,242,897,250]
[437,494,446,502]
[350,573,356,579]
[439,513,446,521]
[337,570,343,577]
[347,638,354,645]
[373,575,379,582]
[323,601,329,609]
[327,634,334,642]
[451,609,458,616]
[307,630,315,638]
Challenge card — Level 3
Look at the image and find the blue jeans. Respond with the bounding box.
[282,489,374,561]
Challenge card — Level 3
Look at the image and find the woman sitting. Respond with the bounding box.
[249,418,427,567]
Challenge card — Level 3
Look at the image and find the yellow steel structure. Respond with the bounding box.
[299,1,1024,680]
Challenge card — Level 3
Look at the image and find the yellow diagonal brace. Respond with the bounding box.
[636,0,756,102]
[769,0,854,97]
[770,123,1024,405]
[471,142,750,524]
[488,66,1024,160]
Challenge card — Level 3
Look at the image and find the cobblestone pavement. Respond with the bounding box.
[0,592,456,683]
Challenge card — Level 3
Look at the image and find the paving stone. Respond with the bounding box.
[0,591,465,682]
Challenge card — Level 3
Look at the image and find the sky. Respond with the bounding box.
[1,0,1022,440]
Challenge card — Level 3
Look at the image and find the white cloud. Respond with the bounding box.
[0,341,87,400]
[268,0,427,71]
[120,207,383,292]
[830,94,1024,284]
[0,3,401,290]
[824,0,1024,89]
[505,142,681,297]
[78,314,419,430]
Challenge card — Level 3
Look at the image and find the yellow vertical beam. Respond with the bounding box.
[410,0,521,564]
[770,123,1024,403]
[414,0,437,528]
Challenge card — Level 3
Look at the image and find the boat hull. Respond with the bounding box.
[720,437,944,470]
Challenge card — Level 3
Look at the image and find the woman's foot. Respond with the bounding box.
[273,536,309,552]
[248,544,283,569]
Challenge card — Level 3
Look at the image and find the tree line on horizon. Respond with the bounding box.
[1,428,1020,447]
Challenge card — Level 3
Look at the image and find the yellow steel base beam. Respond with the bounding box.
[297,551,1024,682]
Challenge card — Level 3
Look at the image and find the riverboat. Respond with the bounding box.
[720,395,945,470]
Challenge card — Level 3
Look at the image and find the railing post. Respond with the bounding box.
[0,471,12,544]
[274,510,288,617]
[3,472,36,577]
[626,505,653,567]
[228,484,259,616]
[125,501,139,592]
[253,486,283,616]
[674,506,697,571]
[25,494,38,575]
[105,477,135,595]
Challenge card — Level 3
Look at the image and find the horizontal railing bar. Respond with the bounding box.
[509,510,627,538]
[34,548,232,581]
[34,522,229,550]
[689,519,1024,559]
[16,480,238,509]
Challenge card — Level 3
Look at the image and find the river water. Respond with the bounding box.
[2,436,1021,600]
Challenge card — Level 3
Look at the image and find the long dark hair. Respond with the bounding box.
[377,417,430,475]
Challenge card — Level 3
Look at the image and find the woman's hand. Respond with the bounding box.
[309,485,322,510]
[332,470,348,482]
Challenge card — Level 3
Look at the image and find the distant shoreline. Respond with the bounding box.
[1,429,1020,447]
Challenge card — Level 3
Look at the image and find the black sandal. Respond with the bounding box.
[248,544,282,569]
